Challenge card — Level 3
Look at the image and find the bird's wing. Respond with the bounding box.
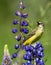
[23,28,37,43]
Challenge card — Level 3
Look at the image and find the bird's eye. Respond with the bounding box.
[37,22,41,26]
[37,22,44,26]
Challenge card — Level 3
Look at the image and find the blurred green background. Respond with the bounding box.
[0,0,51,65]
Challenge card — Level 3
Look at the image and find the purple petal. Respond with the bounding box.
[15,11,21,16]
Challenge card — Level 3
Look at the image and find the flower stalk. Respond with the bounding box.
[34,59,36,65]
[19,1,23,48]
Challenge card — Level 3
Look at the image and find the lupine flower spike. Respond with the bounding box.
[2,0,45,65]
[23,42,45,65]
[2,44,12,65]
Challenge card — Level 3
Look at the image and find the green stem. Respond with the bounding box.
[18,1,23,65]
[34,59,36,65]
[34,56,36,65]
[19,1,23,48]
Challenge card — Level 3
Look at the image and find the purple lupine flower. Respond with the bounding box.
[21,28,29,34]
[2,56,12,65]
[2,44,12,65]
[15,11,21,16]
[23,43,45,65]
[12,53,18,58]
[16,36,21,41]
[13,20,18,25]
[22,5,26,9]
[19,1,26,9]
[15,44,19,49]
[21,20,28,26]
[15,35,21,41]
[12,28,18,33]
[21,13,28,18]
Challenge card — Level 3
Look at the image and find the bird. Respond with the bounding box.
[23,22,44,45]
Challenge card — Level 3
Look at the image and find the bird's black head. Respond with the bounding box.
[37,22,44,26]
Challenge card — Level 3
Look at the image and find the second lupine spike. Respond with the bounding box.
[2,44,12,65]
